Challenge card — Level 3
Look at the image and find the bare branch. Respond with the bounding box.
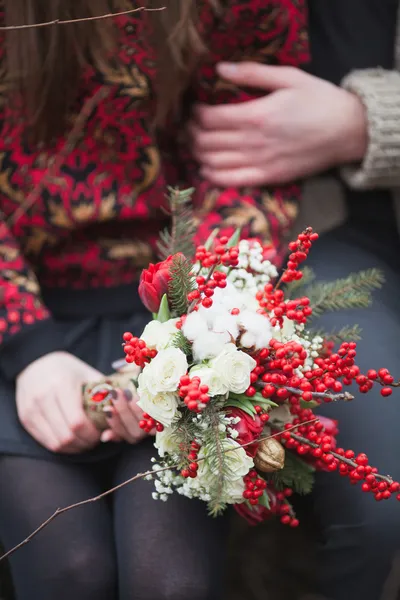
[0,419,317,563]
[0,6,165,31]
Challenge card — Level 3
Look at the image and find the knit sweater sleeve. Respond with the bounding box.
[340,68,400,189]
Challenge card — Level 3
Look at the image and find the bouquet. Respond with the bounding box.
[84,189,399,526]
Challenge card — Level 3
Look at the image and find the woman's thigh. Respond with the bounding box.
[0,456,116,600]
[305,225,400,599]
[112,439,229,600]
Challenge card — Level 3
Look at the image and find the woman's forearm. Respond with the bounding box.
[341,68,400,189]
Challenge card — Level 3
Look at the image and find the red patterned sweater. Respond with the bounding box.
[0,1,309,379]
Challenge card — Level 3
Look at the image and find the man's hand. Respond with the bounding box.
[190,62,368,187]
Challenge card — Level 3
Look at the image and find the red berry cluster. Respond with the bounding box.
[253,404,270,424]
[243,470,267,505]
[181,441,201,479]
[188,270,227,309]
[139,413,164,434]
[190,237,240,309]
[248,340,308,402]
[122,332,157,367]
[282,227,319,284]
[365,368,396,397]
[195,236,239,269]
[273,489,299,527]
[312,342,397,399]
[280,409,400,502]
[179,375,210,412]
[257,287,312,327]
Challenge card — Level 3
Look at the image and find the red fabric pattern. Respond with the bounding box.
[0,1,309,349]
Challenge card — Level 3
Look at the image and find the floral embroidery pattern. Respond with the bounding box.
[0,1,309,346]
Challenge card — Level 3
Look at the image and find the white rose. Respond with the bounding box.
[211,344,257,394]
[196,438,253,504]
[222,438,254,480]
[137,387,179,427]
[140,347,188,393]
[224,477,247,503]
[154,426,179,457]
[141,318,179,351]
[189,365,229,397]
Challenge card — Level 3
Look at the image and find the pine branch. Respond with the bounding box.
[270,451,315,496]
[157,187,196,260]
[171,331,193,359]
[306,269,385,318]
[311,324,363,344]
[167,254,196,317]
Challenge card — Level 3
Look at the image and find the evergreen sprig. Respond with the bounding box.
[171,330,193,358]
[270,451,315,496]
[311,324,363,344]
[157,187,196,260]
[305,269,385,318]
[167,253,196,316]
[203,406,231,517]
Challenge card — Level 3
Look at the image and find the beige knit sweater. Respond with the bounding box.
[298,3,400,235]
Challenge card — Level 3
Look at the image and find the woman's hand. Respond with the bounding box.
[189,63,368,187]
[16,351,103,454]
[100,387,149,445]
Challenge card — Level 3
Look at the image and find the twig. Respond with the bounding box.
[258,382,354,403]
[0,419,317,563]
[0,7,165,31]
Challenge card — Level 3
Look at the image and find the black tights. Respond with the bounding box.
[0,440,227,600]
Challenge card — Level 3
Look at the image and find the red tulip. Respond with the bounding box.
[138,255,175,313]
[227,407,264,457]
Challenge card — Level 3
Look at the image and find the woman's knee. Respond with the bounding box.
[49,545,116,599]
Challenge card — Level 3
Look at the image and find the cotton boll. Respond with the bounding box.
[240,331,257,349]
[192,331,229,361]
[238,310,272,349]
[182,311,207,341]
[213,314,240,341]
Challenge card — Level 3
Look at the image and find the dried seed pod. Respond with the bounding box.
[254,438,285,473]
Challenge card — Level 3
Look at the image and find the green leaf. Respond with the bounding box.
[155,294,171,323]
[258,491,271,510]
[230,392,278,410]
[204,228,220,251]
[225,399,256,417]
[251,392,278,409]
[226,228,241,248]
[299,399,319,410]
[270,451,315,496]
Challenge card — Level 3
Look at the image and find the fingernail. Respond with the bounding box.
[110,389,118,400]
[217,62,237,77]
[103,409,113,418]
[123,389,133,402]
[101,430,113,443]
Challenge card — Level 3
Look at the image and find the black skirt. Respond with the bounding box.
[0,284,150,463]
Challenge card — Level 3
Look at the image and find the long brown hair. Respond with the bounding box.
[2,1,217,142]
